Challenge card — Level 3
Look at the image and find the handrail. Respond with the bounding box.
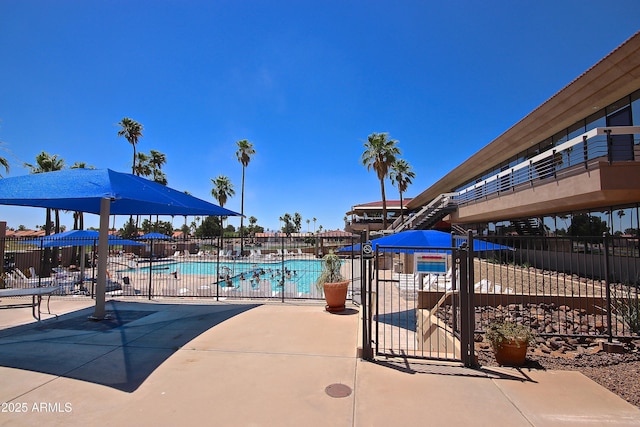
[395,192,457,232]
[392,126,640,232]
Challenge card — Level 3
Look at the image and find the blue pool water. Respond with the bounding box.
[124,259,324,294]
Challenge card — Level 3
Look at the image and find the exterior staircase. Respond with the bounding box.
[391,193,458,232]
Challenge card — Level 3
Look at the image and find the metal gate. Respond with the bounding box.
[360,236,476,367]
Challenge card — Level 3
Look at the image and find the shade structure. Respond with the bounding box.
[0,168,240,217]
[338,230,512,253]
[0,168,241,319]
[23,229,144,248]
[137,232,172,240]
[21,230,144,287]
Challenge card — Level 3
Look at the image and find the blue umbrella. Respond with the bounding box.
[21,230,144,289]
[137,232,172,240]
[339,230,512,253]
[24,230,144,248]
[0,168,241,319]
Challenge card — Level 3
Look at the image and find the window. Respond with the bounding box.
[607,106,634,161]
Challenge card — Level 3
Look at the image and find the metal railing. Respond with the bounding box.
[462,234,639,340]
[392,126,640,233]
[367,233,639,362]
[0,235,360,303]
[455,126,640,204]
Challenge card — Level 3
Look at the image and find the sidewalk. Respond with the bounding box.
[0,298,639,426]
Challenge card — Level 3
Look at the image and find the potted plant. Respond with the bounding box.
[485,320,536,366]
[316,251,350,313]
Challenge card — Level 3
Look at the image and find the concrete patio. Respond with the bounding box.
[0,297,639,426]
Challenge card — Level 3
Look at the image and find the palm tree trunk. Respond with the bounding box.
[240,166,245,255]
[132,145,137,175]
[380,178,388,229]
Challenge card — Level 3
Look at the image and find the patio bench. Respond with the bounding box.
[0,285,61,321]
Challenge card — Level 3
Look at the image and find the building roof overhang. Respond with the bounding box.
[407,31,640,210]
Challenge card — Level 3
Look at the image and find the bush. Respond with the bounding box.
[485,320,536,348]
[316,251,343,292]
[613,285,640,334]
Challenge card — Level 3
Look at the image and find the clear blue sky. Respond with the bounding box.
[1,1,639,233]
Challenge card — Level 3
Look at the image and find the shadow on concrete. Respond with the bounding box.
[0,300,259,392]
[374,308,416,331]
[326,307,359,316]
[374,359,539,383]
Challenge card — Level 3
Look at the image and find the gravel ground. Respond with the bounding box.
[476,342,640,409]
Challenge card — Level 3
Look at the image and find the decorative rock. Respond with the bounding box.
[548,338,564,350]
[599,341,626,354]
[539,343,552,353]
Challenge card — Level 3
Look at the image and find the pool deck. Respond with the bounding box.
[1,297,639,426]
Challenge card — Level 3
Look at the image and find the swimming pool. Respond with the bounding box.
[121,259,325,294]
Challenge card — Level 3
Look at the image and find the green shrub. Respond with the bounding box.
[613,286,640,334]
[316,251,343,292]
[485,320,536,348]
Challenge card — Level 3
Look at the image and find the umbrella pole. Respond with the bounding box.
[79,245,86,289]
[91,197,111,320]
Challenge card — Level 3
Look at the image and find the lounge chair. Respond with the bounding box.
[12,269,56,288]
[423,268,453,291]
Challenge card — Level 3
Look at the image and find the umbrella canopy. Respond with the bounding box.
[0,168,241,319]
[137,232,172,240]
[23,230,144,248]
[339,230,512,253]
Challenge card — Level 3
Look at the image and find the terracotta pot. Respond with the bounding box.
[323,280,350,313]
[494,340,528,366]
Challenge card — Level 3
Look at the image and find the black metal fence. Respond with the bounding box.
[467,234,640,340]
[1,235,360,303]
[367,233,639,362]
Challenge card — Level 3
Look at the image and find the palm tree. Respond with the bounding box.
[248,216,258,239]
[306,219,310,233]
[313,217,317,233]
[25,151,65,233]
[148,149,168,185]
[69,162,94,231]
[0,156,9,177]
[235,139,255,254]
[211,175,235,238]
[24,151,65,274]
[133,152,152,178]
[361,132,401,229]
[389,159,416,224]
[117,117,144,174]
[617,210,626,235]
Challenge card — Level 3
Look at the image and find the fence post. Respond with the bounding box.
[458,245,470,367]
[281,235,286,303]
[603,232,613,342]
[359,232,373,360]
